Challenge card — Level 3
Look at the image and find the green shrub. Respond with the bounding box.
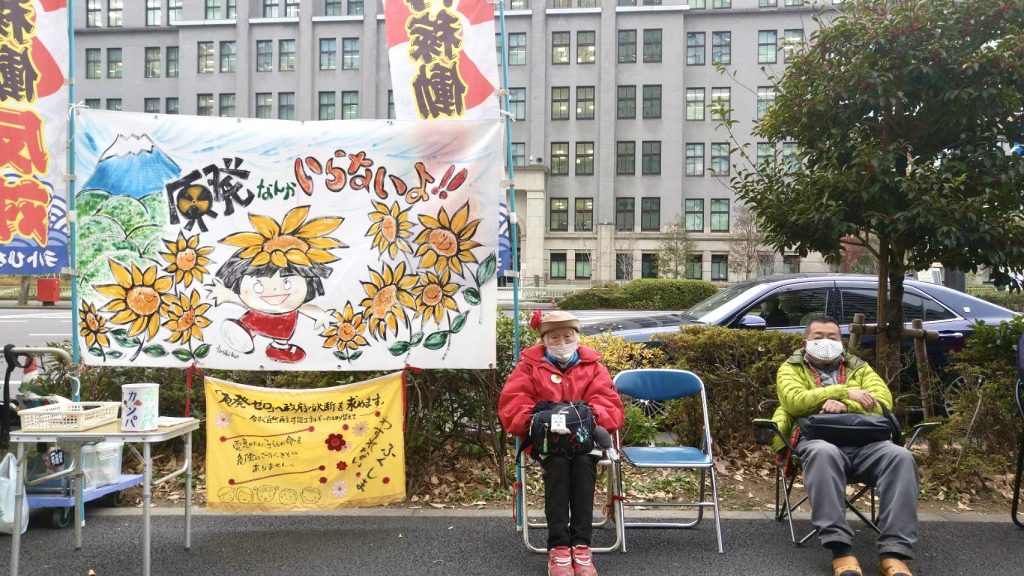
[557,285,628,310]
[620,404,659,446]
[620,279,718,310]
[968,287,1024,312]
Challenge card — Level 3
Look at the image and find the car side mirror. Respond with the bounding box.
[737,315,768,330]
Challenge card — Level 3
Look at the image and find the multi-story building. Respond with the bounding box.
[74,0,837,286]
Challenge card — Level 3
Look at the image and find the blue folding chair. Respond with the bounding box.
[611,369,723,553]
[1012,332,1024,528]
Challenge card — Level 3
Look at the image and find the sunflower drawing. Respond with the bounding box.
[159,231,214,287]
[367,200,415,258]
[162,289,213,345]
[220,206,345,267]
[413,202,482,277]
[359,261,416,339]
[322,302,370,352]
[411,269,459,325]
[95,260,172,340]
[79,301,110,349]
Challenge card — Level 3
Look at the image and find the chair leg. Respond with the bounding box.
[870,485,877,524]
[778,471,799,544]
[1012,430,1024,529]
[710,466,724,554]
[614,459,627,553]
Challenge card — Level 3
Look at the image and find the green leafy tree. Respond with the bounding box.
[657,214,694,279]
[730,0,1024,379]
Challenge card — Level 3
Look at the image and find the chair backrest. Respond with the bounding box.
[613,369,703,402]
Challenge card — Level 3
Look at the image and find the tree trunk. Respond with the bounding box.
[17,275,30,306]
[874,242,905,389]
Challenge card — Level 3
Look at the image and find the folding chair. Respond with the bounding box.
[1012,332,1024,528]
[611,369,723,554]
[513,443,624,553]
[753,413,940,545]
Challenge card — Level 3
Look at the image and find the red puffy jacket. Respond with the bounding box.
[498,344,625,438]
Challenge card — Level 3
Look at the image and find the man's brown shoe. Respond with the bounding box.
[878,558,912,576]
[832,556,863,576]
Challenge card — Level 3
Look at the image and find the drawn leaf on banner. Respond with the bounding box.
[462,287,481,306]
[410,331,424,346]
[333,350,348,361]
[106,351,124,359]
[424,331,449,350]
[87,347,103,357]
[111,328,141,348]
[194,344,211,359]
[172,348,194,362]
[450,312,469,334]
[476,253,497,286]
[143,345,167,358]
[348,351,363,361]
[389,341,411,356]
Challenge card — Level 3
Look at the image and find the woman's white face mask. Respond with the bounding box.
[546,343,578,363]
[805,338,844,363]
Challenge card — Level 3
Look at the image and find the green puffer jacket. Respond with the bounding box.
[770,349,893,452]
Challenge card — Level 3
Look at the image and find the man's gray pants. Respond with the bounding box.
[796,439,919,558]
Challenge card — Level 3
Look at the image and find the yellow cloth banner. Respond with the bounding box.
[205,373,406,510]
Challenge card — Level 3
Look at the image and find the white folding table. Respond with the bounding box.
[7,419,199,576]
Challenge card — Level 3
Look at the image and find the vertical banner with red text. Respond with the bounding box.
[0,0,70,274]
[384,0,499,121]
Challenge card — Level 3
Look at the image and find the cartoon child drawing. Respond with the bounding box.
[205,206,345,363]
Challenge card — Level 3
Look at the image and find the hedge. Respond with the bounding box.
[969,287,1024,313]
[559,278,717,310]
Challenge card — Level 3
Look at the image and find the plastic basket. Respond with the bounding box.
[18,402,120,432]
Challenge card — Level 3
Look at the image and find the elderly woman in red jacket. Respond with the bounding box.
[499,310,625,576]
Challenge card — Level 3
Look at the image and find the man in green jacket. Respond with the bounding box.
[773,317,918,576]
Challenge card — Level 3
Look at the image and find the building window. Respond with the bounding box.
[551,142,569,175]
[147,0,162,26]
[341,91,359,119]
[687,255,703,280]
[342,37,360,69]
[285,0,300,17]
[144,47,161,78]
[319,92,336,120]
[197,94,214,116]
[255,41,272,72]
[144,98,160,113]
[756,86,776,120]
[553,0,570,6]
[108,0,123,27]
[552,31,569,64]
[759,253,776,276]
[710,199,730,232]
[263,0,280,18]
[511,0,529,8]
[197,42,214,74]
[227,0,237,18]
[347,0,364,15]
[278,92,295,120]
[279,40,296,71]
[758,30,778,64]
[642,253,659,278]
[511,142,526,167]
[578,0,597,7]
[686,88,705,121]
[711,143,730,175]
[575,142,595,176]
[107,48,122,78]
[575,253,592,280]
[387,90,395,119]
[84,98,100,109]
[641,198,660,231]
[551,87,569,120]
[550,199,569,232]
[256,93,273,118]
[575,198,594,232]
[713,0,732,7]
[326,0,342,15]
[685,199,704,232]
[617,85,635,119]
[220,41,237,73]
[618,30,636,64]
[550,253,567,280]
[508,33,526,65]
[760,0,778,6]
[643,29,662,63]
[782,142,798,171]
[169,0,182,23]
[85,48,101,79]
[166,97,178,114]
[577,31,596,64]
[219,93,236,117]
[616,252,634,281]
[576,86,595,120]
[642,85,661,119]
[687,32,705,65]
[87,0,101,27]
[757,142,776,169]
[106,98,122,111]
[495,33,504,67]
[641,141,661,175]
[206,0,221,19]
[685,143,705,176]
[616,141,635,175]
[783,255,801,274]
[616,198,635,231]
[711,255,728,281]
[320,39,337,70]
[166,46,179,77]
[711,87,731,121]
[784,0,803,6]
[783,29,804,62]
[712,31,731,65]
[508,87,526,120]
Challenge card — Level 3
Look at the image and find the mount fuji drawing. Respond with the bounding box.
[82,133,181,198]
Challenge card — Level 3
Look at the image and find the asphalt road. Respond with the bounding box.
[2,511,1022,576]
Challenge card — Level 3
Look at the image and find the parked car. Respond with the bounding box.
[579,274,1018,369]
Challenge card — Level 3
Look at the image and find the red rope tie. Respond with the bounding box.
[185,363,206,418]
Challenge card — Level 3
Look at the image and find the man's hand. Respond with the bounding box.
[821,399,848,414]
[848,389,876,411]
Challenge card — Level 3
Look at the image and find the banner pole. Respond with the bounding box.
[67,0,81,394]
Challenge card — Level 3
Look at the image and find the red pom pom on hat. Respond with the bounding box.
[529,309,543,330]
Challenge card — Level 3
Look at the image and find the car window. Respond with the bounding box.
[840,288,956,324]
[740,289,831,328]
[922,295,957,321]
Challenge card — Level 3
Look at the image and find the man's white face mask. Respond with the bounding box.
[546,343,578,363]
[805,338,844,363]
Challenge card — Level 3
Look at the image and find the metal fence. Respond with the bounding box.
[0,284,73,300]
[496,284,589,302]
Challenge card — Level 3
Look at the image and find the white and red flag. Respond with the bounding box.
[384,0,499,121]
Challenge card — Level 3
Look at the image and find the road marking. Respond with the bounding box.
[29,333,72,337]
[0,319,28,323]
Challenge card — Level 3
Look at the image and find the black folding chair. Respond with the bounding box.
[1012,333,1024,528]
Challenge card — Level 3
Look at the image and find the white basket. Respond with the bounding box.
[18,402,120,432]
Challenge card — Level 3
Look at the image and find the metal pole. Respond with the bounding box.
[68,0,81,394]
